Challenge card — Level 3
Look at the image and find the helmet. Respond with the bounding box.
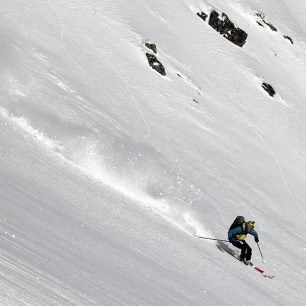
[246,221,255,230]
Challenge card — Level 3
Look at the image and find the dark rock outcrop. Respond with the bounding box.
[283,35,293,44]
[197,12,208,22]
[145,42,157,54]
[262,20,277,32]
[262,82,276,97]
[256,13,277,32]
[256,13,293,44]
[146,53,166,76]
[197,10,248,47]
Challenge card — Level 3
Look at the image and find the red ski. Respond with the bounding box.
[217,244,275,279]
[248,262,275,279]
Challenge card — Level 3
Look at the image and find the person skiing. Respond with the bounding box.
[228,219,259,264]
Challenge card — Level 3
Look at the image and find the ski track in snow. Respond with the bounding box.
[253,128,303,215]
[231,106,304,218]
[131,95,151,138]
[49,1,65,44]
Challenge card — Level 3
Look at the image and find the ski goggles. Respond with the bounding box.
[246,221,255,229]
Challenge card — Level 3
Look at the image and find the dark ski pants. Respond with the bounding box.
[232,240,252,260]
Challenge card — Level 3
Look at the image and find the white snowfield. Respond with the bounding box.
[1,0,306,305]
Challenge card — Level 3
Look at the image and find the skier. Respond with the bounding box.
[228,219,259,264]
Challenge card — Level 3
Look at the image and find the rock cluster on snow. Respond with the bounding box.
[262,82,276,97]
[197,10,248,47]
[143,40,166,76]
[256,13,277,32]
[256,12,293,44]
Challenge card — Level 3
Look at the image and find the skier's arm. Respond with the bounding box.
[249,229,259,242]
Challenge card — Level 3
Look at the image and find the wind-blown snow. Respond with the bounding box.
[1,0,306,305]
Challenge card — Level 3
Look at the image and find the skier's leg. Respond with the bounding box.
[243,241,252,261]
[231,241,245,260]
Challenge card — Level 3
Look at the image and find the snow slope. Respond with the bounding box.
[1,0,306,305]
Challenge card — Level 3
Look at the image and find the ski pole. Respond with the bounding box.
[257,242,265,263]
[196,236,230,243]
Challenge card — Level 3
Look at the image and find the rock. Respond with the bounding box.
[256,13,277,32]
[197,12,208,22]
[283,35,293,44]
[146,53,166,76]
[256,12,265,19]
[145,42,157,54]
[262,82,276,97]
[207,10,248,47]
[262,20,277,32]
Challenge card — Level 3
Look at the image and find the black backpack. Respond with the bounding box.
[229,216,245,230]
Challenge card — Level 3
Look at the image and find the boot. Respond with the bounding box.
[242,258,250,265]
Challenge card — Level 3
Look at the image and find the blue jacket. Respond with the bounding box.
[228,225,259,243]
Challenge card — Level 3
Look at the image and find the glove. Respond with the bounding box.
[255,237,259,243]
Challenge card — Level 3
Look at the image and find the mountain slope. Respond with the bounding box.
[1,0,306,305]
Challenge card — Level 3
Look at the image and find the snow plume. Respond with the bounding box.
[0,106,62,152]
[64,134,207,236]
[0,104,206,236]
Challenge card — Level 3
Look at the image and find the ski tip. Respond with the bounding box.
[264,275,275,279]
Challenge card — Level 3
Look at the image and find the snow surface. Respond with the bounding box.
[1,0,306,305]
